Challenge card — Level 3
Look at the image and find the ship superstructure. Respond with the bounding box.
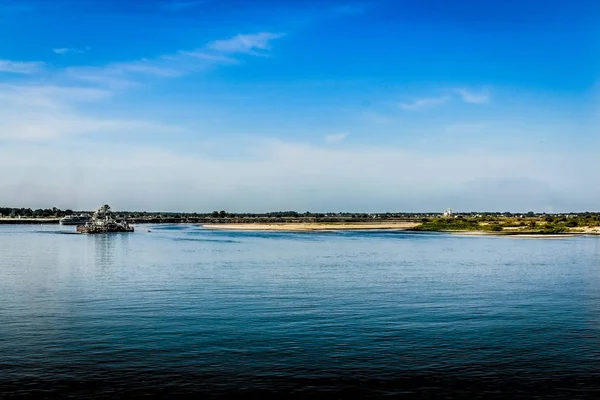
[60,214,91,225]
[76,205,134,234]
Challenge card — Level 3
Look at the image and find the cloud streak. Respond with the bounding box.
[399,95,450,111]
[0,30,286,146]
[0,84,112,108]
[177,51,239,65]
[0,59,44,74]
[53,46,90,55]
[0,83,184,141]
[324,132,349,143]
[325,132,348,144]
[67,32,285,88]
[400,88,492,111]
[453,88,491,104]
[209,32,286,56]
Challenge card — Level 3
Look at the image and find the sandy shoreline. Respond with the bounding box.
[202,223,600,236]
[0,218,60,224]
[202,222,420,231]
[447,231,580,238]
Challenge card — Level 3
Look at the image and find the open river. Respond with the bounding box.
[1,225,600,398]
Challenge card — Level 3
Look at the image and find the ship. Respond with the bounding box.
[59,214,91,226]
[76,204,134,234]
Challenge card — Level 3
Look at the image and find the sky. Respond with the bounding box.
[0,0,598,212]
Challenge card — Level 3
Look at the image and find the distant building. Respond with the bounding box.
[443,208,453,217]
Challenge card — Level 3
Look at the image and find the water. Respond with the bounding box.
[1,225,600,398]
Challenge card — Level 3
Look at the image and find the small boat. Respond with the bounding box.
[76,204,134,234]
[60,214,91,226]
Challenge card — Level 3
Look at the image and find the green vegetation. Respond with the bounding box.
[413,214,600,234]
[0,207,73,218]
[541,223,569,234]
[485,223,503,232]
[414,218,480,231]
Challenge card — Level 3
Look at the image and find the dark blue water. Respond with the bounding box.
[1,225,600,398]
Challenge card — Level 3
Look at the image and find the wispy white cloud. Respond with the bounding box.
[0,84,112,108]
[67,57,194,89]
[324,132,349,144]
[65,68,138,89]
[399,95,450,111]
[362,111,393,125]
[53,46,90,55]
[177,51,239,65]
[399,88,492,111]
[0,83,184,141]
[453,88,491,104]
[0,113,185,141]
[161,0,207,11]
[209,32,285,56]
[0,59,44,74]
[67,32,285,88]
[109,59,182,77]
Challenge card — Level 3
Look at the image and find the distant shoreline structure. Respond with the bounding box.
[1,208,599,235]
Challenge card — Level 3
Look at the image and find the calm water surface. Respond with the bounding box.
[1,225,600,398]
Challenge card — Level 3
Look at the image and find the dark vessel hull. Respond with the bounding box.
[60,219,90,226]
[76,224,134,234]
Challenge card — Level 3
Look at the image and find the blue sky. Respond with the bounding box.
[0,0,598,212]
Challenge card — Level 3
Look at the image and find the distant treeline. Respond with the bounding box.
[2,207,600,222]
[0,207,74,218]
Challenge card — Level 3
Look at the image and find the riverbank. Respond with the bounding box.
[0,218,60,224]
[446,231,581,238]
[3,219,600,236]
[202,223,600,236]
[203,222,420,231]
[444,226,600,237]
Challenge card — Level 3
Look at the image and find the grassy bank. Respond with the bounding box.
[413,216,600,235]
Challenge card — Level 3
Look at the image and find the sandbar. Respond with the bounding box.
[202,222,419,232]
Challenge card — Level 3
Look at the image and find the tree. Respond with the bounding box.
[219,210,227,218]
[488,224,503,232]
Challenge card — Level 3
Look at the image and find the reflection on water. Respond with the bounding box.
[87,231,133,277]
[1,225,600,398]
[92,234,116,269]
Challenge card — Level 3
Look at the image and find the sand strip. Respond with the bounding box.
[202,222,419,231]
